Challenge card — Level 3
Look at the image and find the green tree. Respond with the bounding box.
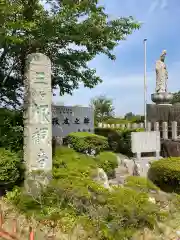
[90,95,115,123]
[124,112,134,120]
[0,108,23,152]
[0,0,141,107]
[124,112,144,122]
[171,91,180,104]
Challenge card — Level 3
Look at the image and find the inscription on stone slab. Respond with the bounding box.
[24,53,52,174]
[32,128,48,144]
[52,105,94,138]
[31,87,47,100]
[37,149,48,169]
[34,72,48,84]
[32,105,50,124]
[131,131,160,153]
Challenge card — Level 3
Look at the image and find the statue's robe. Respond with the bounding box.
[155,60,168,93]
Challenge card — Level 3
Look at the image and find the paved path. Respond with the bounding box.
[116,154,163,178]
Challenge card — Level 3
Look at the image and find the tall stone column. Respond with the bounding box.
[23,53,52,189]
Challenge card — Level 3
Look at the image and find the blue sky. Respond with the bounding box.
[53,0,180,117]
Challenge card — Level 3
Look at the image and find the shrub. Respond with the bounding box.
[95,151,118,178]
[124,176,159,193]
[108,128,144,156]
[6,146,162,240]
[95,127,117,138]
[95,128,144,157]
[64,132,109,154]
[0,108,23,152]
[0,148,24,188]
[148,157,180,193]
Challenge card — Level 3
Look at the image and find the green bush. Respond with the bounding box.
[124,176,159,193]
[0,108,23,152]
[95,151,118,178]
[6,146,162,240]
[95,127,144,156]
[104,118,131,124]
[54,147,117,179]
[95,127,117,138]
[64,132,109,154]
[107,128,144,156]
[148,158,180,193]
[0,148,24,188]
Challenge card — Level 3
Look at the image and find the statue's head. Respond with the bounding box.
[160,50,166,62]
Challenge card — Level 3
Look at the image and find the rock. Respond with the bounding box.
[161,139,180,157]
[94,168,110,189]
[157,222,173,238]
[109,179,119,186]
[148,197,156,204]
[152,190,171,204]
[116,154,130,165]
[117,175,129,184]
[115,165,129,175]
[132,228,155,240]
[132,162,141,176]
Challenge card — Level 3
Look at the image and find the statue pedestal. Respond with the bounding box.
[151,92,173,105]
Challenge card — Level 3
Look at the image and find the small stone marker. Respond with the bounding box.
[131,131,160,159]
[24,53,52,189]
[131,131,161,177]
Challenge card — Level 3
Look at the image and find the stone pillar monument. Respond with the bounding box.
[151,50,173,105]
[23,53,52,189]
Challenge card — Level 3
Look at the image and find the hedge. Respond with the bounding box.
[64,132,109,154]
[95,127,144,157]
[148,157,180,193]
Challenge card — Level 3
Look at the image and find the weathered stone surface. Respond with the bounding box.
[155,50,168,93]
[52,105,94,138]
[94,168,110,189]
[131,131,160,157]
[132,162,141,176]
[24,53,52,191]
[161,139,180,157]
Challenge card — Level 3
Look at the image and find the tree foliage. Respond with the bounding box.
[0,0,141,107]
[124,112,144,122]
[90,95,115,123]
[0,108,23,152]
[124,112,134,120]
[171,91,180,104]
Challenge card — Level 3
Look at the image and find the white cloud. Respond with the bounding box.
[53,60,180,115]
[149,0,159,13]
[149,0,168,13]
[51,0,180,116]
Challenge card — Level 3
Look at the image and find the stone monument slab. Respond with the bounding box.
[52,105,94,138]
[131,131,161,177]
[24,53,52,175]
[131,131,160,155]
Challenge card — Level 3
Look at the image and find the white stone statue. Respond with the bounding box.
[155,50,168,93]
